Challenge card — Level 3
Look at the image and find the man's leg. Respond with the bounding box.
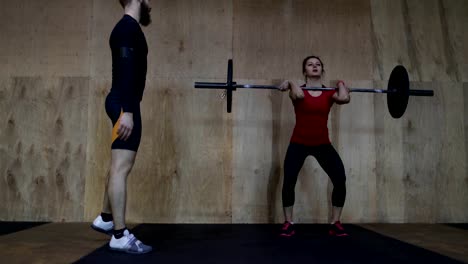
[91,169,114,235]
[91,151,134,235]
[102,169,112,214]
[108,149,136,231]
[107,149,152,254]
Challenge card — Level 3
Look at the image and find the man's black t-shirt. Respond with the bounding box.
[109,15,148,113]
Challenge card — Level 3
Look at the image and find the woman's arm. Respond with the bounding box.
[332,80,350,104]
[279,80,304,100]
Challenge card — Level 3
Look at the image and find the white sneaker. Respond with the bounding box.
[91,215,114,235]
[109,229,153,254]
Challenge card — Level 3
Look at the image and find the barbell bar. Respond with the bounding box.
[194,59,434,118]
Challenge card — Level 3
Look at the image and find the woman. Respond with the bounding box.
[278,56,350,237]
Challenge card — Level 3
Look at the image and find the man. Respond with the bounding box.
[91,0,152,254]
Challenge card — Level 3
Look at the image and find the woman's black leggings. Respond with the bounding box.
[282,143,346,207]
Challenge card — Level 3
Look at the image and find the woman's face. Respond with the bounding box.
[304,57,323,78]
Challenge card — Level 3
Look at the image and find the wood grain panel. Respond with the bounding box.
[0,77,88,221]
[233,0,373,81]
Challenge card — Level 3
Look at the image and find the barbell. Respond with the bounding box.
[194,59,434,118]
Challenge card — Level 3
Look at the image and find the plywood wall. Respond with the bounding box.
[0,0,467,223]
[0,77,89,221]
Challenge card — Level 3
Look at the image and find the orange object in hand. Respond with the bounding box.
[111,110,124,143]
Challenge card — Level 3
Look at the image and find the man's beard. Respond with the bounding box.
[140,2,151,27]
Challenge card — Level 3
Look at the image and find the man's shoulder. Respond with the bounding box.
[113,15,140,33]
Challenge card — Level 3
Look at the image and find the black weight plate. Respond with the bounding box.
[387,65,409,118]
[227,59,233,113]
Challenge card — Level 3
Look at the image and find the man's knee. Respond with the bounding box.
[111,150,136,175]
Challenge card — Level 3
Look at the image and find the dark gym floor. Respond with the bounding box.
[1,222,467,264]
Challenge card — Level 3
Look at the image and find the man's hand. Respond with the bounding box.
[118,112,134,141]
